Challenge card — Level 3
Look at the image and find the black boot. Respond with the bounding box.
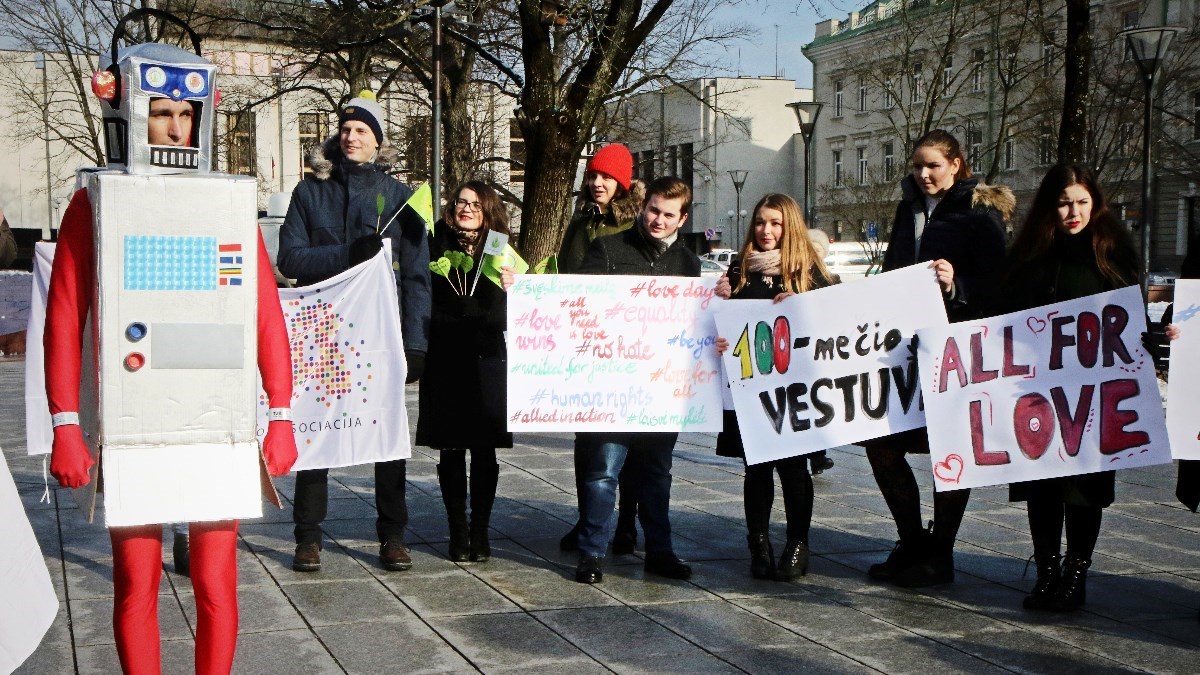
[437,463,469,562]
[469,461,499,562]
[1022,553,1062,610]
[775,539,809,581]
[1049,554,1090,611]
[172,531,190,577]
[893,521,955,588]
[868,524,930,582]
[612,509,638,555]
[747,533,775,580]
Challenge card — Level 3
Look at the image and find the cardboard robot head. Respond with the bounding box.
[91,9,218,175]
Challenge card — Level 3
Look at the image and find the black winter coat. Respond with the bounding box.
[715,264,835,459]
[578,223,701,277]
[883,175,1012,322]
[1004,229,1138,507]
[415,221,512,449]
[278,137,431,354]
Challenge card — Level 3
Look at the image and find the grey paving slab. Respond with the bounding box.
[718,645,880,674]
[177,583,308,634]
[314,616,475,674]
[231,629,344,674]
[428,612,596,670]
[279,579,408,627]
[68,594,193,646]
[74,638,194,675]
[381,569,522,617]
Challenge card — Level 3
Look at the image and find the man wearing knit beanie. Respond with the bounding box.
[339,91,386,148]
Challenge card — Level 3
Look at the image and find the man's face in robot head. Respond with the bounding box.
[147,97,195,147]
[340,120,379,164]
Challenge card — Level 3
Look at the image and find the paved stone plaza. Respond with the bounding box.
[5,359,1198,673]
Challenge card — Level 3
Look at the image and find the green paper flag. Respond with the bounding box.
[481,245,529,289]
[405,183,435,234]
[532,255,558,274]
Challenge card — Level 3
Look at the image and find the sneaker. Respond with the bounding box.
[292,542,322,572]
[644,552,692,580]
[380,540,413,571]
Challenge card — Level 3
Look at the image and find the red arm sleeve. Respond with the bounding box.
[44,188,95,488]
[45,188,94,415]
[256,231,297,476]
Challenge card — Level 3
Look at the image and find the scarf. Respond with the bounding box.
[744,249,782,277]
[453,227,484,257]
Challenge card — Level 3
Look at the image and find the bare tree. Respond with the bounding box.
[815,166,898,269]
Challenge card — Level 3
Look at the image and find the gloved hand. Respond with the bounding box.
[405,350,426,383]
[50,425,94,488]
[262,419,298,477]
[348,233,384,267]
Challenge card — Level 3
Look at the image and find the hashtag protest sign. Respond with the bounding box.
[506,274,722,432]
[917,285,1170,491]
[712,265,947,465]
[1168,280,1200,461]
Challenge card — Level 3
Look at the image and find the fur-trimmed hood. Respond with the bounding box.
[901,174,1016,224]
[574,178,645,224]
[306,134,402,180]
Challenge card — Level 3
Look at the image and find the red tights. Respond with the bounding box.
[110,521,239,674]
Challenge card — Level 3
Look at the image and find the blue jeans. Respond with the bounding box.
[577,432,677,558]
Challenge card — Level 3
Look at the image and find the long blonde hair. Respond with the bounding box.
[734,193,832,294]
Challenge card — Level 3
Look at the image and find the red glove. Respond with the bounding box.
[262,419,297,476]
[50,425,94,488]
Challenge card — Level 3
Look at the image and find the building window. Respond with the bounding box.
[403,116,432,181]
[1193,92,1199,141]
[832,149,843,185]
[1123,8,1140,29]
[1118,122,1138,157]
[884,79,897,108]
[1003,134,1016,170]
[858,77,867,112]
[883,141,895,180]
[508,119,525,184]
[967,126,983,173]
[834,80,843,116]
[679,143,694,185]
[1042,32,1055,77]
[943,56,953,89]
[635,150,656,181]
[971,49,986,92]
[1038,122,1055,165]
[226,111,256,177]
[911,64,923,103]
[298,112,326,177]
[856,147,868,185]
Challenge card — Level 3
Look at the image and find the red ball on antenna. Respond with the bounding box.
[91,70,116,101]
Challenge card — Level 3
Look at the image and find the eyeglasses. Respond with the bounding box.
[454,198,482,212]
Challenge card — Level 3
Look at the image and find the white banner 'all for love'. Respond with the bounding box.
[1166,279,1200,460]
[506,274,722,432]
[917,286,1171,491]
[712,265,947,465]
[258,248,411,470]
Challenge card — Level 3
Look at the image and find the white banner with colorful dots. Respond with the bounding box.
[712,265,947,465]
[258,248,411,470]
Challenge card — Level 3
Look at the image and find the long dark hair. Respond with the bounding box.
[442,180,510,237]
[912,129,971,182]
[1008,164,1137,286]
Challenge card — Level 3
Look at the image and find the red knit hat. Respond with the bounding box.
[586,143,633,190]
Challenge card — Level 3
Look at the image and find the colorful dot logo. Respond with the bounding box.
[276,296,372,406]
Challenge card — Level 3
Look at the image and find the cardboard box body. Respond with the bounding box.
[85,172,262,527]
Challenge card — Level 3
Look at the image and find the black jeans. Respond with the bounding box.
[293,459,408,545]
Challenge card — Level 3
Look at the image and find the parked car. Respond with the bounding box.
[824,242,886,281]
[700,259,726,278]
[702,249,737,269]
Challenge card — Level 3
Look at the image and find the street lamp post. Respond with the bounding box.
[36,53,53,239]
[1121,25,1182,301]
[787,102,823,226]
[728,169,749,247]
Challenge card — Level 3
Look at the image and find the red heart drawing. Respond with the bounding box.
[933,454,964,483]
[1026,316,1047,335]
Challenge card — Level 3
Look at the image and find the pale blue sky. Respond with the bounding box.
[709,0,855,87]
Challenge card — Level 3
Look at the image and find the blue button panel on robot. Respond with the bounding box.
[126,322,147,342]
[140,64,210,101]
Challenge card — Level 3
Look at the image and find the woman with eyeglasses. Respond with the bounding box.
[417,181,512,562]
